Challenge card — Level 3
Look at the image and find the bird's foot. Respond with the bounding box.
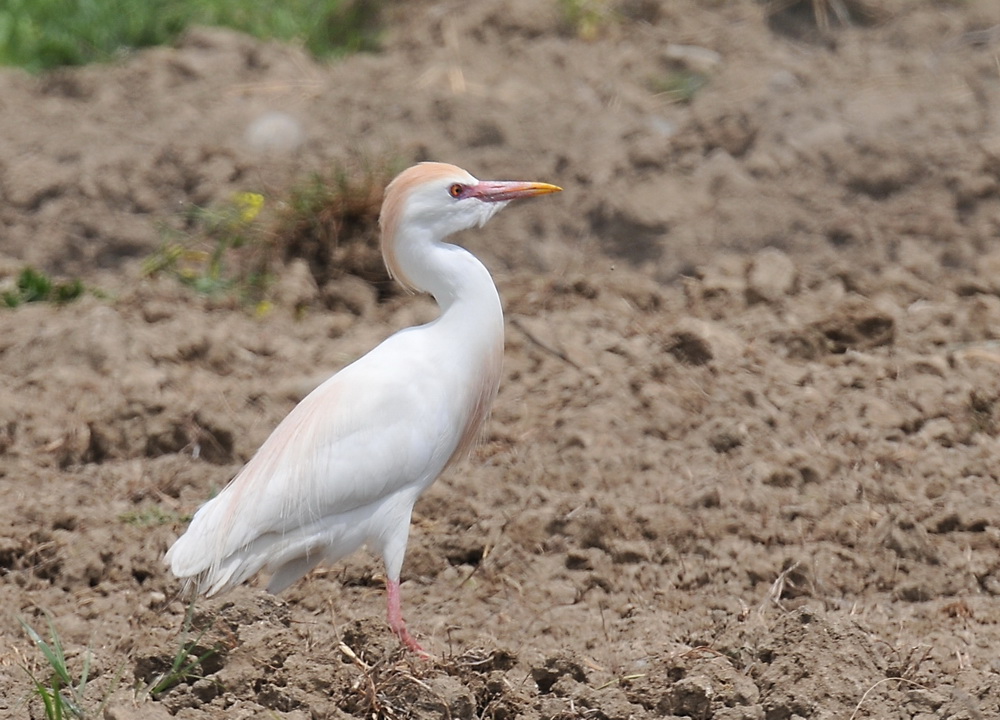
[394,624,429,658]
[386,577,431,658]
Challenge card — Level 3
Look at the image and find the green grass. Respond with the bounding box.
[137,600,223,699]
[118,505,189,528]
[21,608,220,712]
[558,0,617,40]
[650,69,709,104]
[19,615,121,719]
[143,639,219,698]
[2,267,85,308]
[144,191,274,304]
[0,0,383,73]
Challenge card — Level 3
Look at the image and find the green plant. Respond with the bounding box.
[145,160,397,309]
[558,0,617,40]
[0,0,384,72]
[139,601,223,699]
[144,191,274,304]
[650,69,709,104]
[2,267,84,308]
[144,639,219,698]
[19,614,119,720]
[118,505,188,528]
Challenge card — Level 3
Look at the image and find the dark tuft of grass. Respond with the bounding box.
[276,160,399,296]
[144,159,400,311]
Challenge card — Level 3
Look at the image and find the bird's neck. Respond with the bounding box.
[390,226,505,466]
[392,228,503,324]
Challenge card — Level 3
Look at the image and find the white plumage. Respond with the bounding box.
[165,162,561,653]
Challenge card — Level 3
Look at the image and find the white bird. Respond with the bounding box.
[165,162,561,653]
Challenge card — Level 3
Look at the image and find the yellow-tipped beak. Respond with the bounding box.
[471,180,562,203]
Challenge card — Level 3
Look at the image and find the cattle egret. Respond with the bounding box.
[165,162,561,654]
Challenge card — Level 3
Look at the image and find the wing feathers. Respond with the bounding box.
[167,336,465,593]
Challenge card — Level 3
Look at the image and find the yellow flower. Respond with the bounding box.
[235,192,265,223]
[255,300,273,318]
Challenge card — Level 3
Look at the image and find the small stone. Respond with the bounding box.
[747,248,797,303]
[244,111,305,155]
[663,44,723,74]
[861,397,904,429]
[103,692,175,720]
[769,69,801,92]
[141,300,174,323]
[74,304,130,373]
[273,258,319,309]
[322,274,377,316]
[665,317,745,366]
[811,295,895,351]
[666,675,715,718]
[918,417,957,447]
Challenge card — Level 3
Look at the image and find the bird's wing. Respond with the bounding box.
[166,330,462,581]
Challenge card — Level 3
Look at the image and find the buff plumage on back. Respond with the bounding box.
[379,162,469,293]
[449,332,503,470]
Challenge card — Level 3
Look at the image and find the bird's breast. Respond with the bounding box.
[434,318,504,468]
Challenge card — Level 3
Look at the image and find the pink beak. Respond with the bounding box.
[470,180,562,203]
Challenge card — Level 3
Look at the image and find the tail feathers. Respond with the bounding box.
[203,547,273,596]
[166,514,371,597]
[163,532,210,582]
[166,531,276,597]
[164,492,246,583]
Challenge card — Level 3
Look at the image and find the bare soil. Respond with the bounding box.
[3,1,1000,718]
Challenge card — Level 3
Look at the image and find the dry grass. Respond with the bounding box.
[144,159,401,308]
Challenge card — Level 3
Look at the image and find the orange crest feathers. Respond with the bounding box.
[379,163,468,293]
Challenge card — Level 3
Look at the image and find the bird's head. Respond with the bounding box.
[380,162,561,291]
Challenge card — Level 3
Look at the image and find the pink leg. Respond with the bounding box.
[386,578,428,656]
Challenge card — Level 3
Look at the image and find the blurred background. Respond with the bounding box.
[2,1,1000,718]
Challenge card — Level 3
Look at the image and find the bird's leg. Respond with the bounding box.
[386,578,428,656]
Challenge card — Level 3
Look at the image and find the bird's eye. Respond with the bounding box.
[449,183,464,198]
